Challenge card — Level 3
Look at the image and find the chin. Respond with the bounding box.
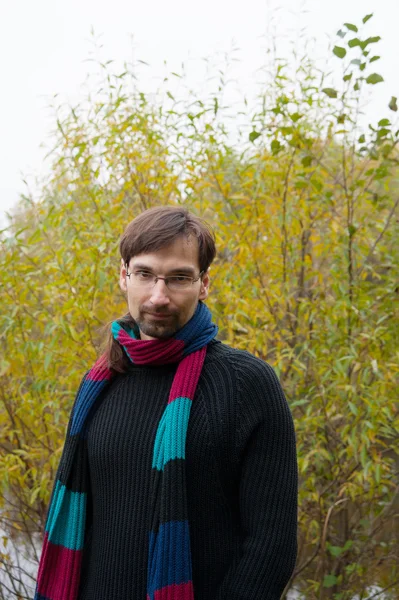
[139,321,178,340]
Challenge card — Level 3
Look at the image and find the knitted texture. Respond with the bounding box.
[33,302,218,600]
[77,340,298,600]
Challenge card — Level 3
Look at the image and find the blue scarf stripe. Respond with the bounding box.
[34,592,51,600]
[70,378,109,435]
[175,302,218,355]
[147,520,192,600]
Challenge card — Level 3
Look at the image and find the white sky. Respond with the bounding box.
[0,0,398,225]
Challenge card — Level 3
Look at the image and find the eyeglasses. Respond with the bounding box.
[125,268,204,292]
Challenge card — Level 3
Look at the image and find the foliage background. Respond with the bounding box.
[0,14,398,600]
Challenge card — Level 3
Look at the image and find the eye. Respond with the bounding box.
[171,275,190,282]
[135,270,153,280]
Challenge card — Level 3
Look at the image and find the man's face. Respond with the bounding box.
[119,235,209,340]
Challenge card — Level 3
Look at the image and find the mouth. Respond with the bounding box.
[144,312,174,320]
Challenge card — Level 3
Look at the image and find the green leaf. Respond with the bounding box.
[381,143,392,157]
[361,445,368,468]
[44,352,52,371]
[322,88,338,99]
[271,139,283,155]
[30,487,41,506]
[366,73,384,84]
[348,224,357,237]
[328,545,345,557]
[294,180,308,190]
[249,131,261,143]
[364,36,381,45]
[166,91,175,101]
[370,56,380,63]
[348,401,359,416]
[333,46,346,59]
[290,398,309,407]
[290,112,302,122]
[389,96,398,112]
[323,574,338,588]
[344,23,358,33]
[378,119,390,127]
[358,134,365,143]
[29,229,44,244]
[377,128,390,139]
[363,13,373,23]
[311,178,323,192]
[348,38,361,48]
[301,155,312,167]
[343,73,352,82]
[375,463,381,484]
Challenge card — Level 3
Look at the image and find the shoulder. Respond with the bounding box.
[205,339,281,387]
[204,341,296,461]
[205,340,287,414]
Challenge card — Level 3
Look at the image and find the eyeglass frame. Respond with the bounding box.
[125,264,205,290]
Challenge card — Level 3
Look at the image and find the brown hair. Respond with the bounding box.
[119,205,216,273]
[104,206,216,372]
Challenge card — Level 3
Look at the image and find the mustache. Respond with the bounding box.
[140,307,178,316]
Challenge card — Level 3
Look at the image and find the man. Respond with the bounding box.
[33,206,298,600]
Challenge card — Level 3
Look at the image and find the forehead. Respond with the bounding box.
[130,235,200,272]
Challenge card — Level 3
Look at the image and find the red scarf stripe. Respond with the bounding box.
[117,329,185,365]
[36,533,82,600]
[87,355,113,382]
[168,347,206,404]
[151,581,194,600]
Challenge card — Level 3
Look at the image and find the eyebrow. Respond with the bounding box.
[131,263,197,276]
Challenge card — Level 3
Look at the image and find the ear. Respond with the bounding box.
[199,270,210,301]
[120,259,128,293]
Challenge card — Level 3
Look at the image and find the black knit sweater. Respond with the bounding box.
[77,339,298,600]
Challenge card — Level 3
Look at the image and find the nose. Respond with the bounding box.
[149,279,171,307]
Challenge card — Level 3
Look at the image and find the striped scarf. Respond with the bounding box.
[33,301,218,600]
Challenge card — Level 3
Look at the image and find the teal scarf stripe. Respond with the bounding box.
[45,481,86,551]
[152,397,192,471]
[111,321,137,340]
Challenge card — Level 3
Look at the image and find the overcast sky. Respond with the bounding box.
[0,0,397,225]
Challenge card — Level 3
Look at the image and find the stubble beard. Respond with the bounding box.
[136,310,181,339]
